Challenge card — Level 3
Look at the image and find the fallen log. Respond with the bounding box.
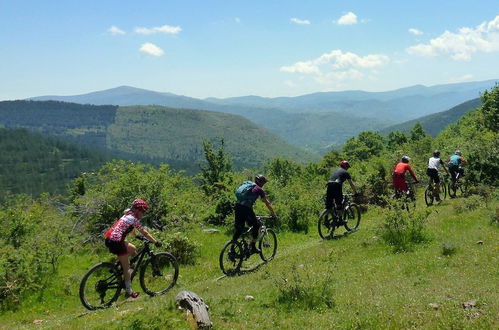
[175,290,212,329]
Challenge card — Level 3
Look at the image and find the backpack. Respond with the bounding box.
[235,181,258,207]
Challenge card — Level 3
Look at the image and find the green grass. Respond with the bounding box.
[1,196,498,329]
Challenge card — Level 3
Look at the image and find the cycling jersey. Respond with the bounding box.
[448,155,464,166]
[428,157,444,170]
[329,168,351,184]
[105,213,144,242]
[393,162,417,192]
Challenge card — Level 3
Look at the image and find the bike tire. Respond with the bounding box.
[219,240,243,276]
[79,262,122,310]
[441,181,447,200]
[343,203,361,231]
[448,181,463,198]
[140,252,179,296]
[318,209,335,239]
[424,186,434,206]
[259,228,277,262]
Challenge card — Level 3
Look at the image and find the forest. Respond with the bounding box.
[0,85,497,328]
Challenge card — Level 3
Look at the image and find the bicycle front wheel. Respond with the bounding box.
[424,186,434,206]
[140,252,179,296]
[219,240,243,276]
[343,204,361,231]
[259,228,277,262]
[318,209,335,239]
[79,262,122,310]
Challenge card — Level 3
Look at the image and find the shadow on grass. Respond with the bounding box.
[219,261,267,279]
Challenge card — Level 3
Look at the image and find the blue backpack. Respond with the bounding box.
[235,181,258,207]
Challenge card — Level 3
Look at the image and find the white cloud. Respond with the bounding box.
[407,15,499,61]
[280,49,389,85]
[108,26,125,35]
[336,12,357,25]
[139,43,164,56]
[135,25,182,35]
[409,28,423,35]
[291,18,310,25]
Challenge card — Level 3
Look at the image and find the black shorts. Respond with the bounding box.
[449,165,464,180]
[105,239,127,256]
[326,182,343,210]
[426,168,440,184]
[233,203,259,240]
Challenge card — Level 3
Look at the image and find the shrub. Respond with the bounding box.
[379,207,430,253]
[441,242,457,256]
[161,232,200,265]
[274,264,335,311]
[453,195,484,214]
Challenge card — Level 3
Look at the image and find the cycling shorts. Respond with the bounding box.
[105,239,128,256]
[426,168,440,184]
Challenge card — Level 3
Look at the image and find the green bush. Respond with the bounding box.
[161,232,200,265]
[274,264,335,311]
[441,242,457,256]
[379,207,430,253]
[453,195,484,213]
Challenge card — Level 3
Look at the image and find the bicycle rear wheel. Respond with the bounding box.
[343,204,361,231]
[441,181,447,200]
[424,186,434,206]
[219,240,243,276]
[259,228,277,262]
[140,252,179,296]
[448,181,463,198]
[318,209,335,239]
[79,262,122,310]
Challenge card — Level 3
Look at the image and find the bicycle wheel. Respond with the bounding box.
[318,209,335,239]
[79,262,122,310]
[140,252,179,296]
[219,240,243,276]
[424,186,434,206]
[259,228,277,262]
[343,204,361,231]
[441,181,447,200]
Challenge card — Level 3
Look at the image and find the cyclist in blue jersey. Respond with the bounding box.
[446,150,467,184]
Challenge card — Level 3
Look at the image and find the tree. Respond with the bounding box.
[410,123,430,141]
[343,131,385,161]
[387,131,408,150]
[480,85,499,132]
[199,138,233,196]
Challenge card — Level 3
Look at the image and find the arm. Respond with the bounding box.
[347,179,357,195]
[261,197,277,217]
[408,166,418,182]
[440,160,449,175]
[138,227,158,244]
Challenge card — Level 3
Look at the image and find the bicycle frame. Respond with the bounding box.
[120,237,154,280]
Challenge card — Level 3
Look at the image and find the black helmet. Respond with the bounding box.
[433,150,440,157]
[401,155,410,163]
[455,150,461,156]
[255,174,268,186]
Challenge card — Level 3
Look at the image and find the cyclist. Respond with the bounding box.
[104,198,161,298]
[233,174,277,254]
[426,150,449,202]
[446,150,467,184]
[392,156,419,196]
[326,160,358,220]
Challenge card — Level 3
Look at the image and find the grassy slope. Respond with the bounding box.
[1,195,497,329]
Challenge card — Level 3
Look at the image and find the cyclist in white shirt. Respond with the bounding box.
[426,150,449,202]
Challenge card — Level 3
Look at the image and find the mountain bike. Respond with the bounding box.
[448,170,464,198]
[318,194,361,240]
[393,181,417,211]
[424,173,447,206]
[79,236,179,310]
[219,216,277,276]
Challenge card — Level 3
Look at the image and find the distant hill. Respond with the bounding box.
[28,80,498,151]
[0,127,110,199]
[381,98,482,136]
[0,100,319,171]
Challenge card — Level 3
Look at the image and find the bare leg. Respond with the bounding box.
[118,242,136,294]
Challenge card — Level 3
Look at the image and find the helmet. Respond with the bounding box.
[339,160,351,169]
[255,174,268,186]
[131,198,148,212]
[401,155,410,163]
[455,150,461,156]
[433,150,440,157]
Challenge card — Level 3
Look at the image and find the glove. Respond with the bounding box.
[154,241,162,248]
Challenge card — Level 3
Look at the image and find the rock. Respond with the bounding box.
[176,290,212,329]
[476,240,484,245]
[33,320,44,325]
[202,229,220,234]
[428,303,439,310]
[463,299,478,309]
[245,295,254,301]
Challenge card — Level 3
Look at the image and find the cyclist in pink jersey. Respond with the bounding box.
[104,198,161,298]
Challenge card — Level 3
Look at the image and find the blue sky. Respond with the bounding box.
[1,1,499,100]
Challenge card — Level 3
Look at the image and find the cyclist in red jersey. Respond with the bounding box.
[392,156,419,194]
[104,198,161,298]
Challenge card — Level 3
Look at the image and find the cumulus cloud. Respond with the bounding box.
[135,24,182,35]
[407,15,499,61]
[291,18,310,25]
[108,25,125,35]
[280,49,389,85]
[336,12,357,25]
[139,43,164,56]
[409,28,423,35]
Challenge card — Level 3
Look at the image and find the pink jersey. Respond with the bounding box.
[105,213,144,242]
